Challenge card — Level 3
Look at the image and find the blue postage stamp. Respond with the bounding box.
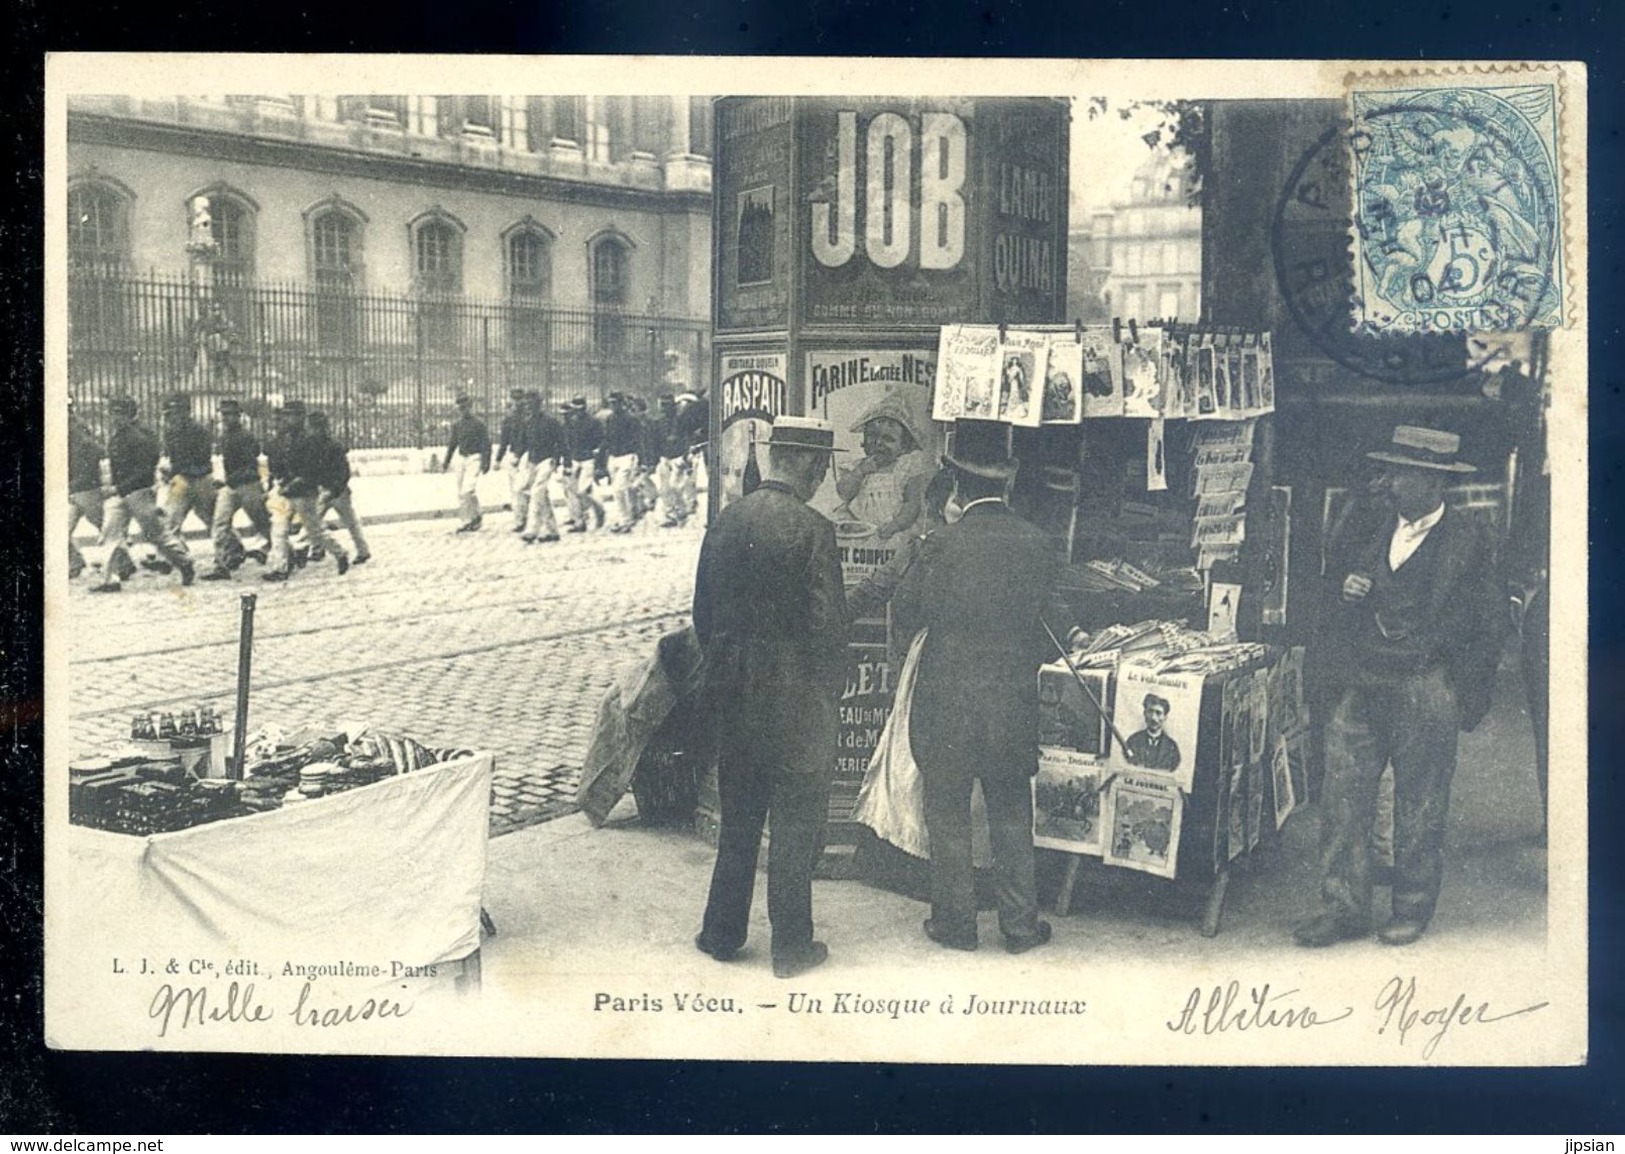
[1349,80,1565,334]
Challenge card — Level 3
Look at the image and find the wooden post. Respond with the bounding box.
[229,592,256,780]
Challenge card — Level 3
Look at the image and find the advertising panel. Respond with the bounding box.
[715,97,795,331]
[804,347,942,587]
[713,350,789,511]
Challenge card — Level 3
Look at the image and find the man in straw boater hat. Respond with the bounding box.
[1294,425,1503,948]
[691,416,849,979]
[891,418,1065,955]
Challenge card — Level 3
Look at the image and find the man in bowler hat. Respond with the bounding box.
[692,417,849,979]
[893,418,1062,954]
[1295,425,1503,948]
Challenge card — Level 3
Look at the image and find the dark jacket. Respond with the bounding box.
[107,421,161,497]
[217,426,262,488]
[896,501,1062,781]
[524,410,567,465]
[309,434,352,497]
[1317,500,1503,730]
[445,415,492,470]
[70,421,103,493]
[674,394,709,451]
[266,429,320,499]
[496,410,526,462]
[602,410,643,458]
[692,480,849,774]
[564,413,604,462]
[163,416,214,478]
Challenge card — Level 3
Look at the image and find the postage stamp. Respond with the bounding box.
[1348,78,1566,335]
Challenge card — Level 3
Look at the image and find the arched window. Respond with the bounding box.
[590,234,630,309]
[67,177,134,348]
[413,216,463,296]
[210,194,256,289]
[409,208,466,356]
[305,197,368,351]
[505,221,553,357]
[67,179,131,272]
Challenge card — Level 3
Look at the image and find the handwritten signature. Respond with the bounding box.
[1374,976,1548,1060]
[1167,981,1353,1034]
[149,980,412,1037]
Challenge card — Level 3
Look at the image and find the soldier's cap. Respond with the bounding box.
[524,389,542,401]
[565,396,588,412]
[278,399,307,416]
[108,395,139,415]
[751,416,846,453]
[1366,425,1477,473]
[217,398,242,413]
[509,388,527,401]
[162,391,191,411]
[455,393,474,407]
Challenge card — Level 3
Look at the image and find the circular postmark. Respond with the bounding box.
[1270,98,1557,388]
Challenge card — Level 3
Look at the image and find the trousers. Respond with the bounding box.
[269,489,347,573]
[163,474,218,534]
[507,456,537,530]
[523,460,559,539]
[320,488,369,557]
[607,452,640,528]
[1318,664,1459,926]
[921,767,1041,941]
[701,744,833,958]
[452,452,484,525]
[99,488,190,582]
[212,480,272,564]
[69,489,104,574]
[564,460,602,528]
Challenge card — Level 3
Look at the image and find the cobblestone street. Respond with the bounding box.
[65,511,703,836]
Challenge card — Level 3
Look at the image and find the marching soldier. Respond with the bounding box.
[521,391,566,544]
[68,396,105,580]
[561,397,605,533]
[89,395,194,592]
[200,398,272,581]
[159,392,219,539]
[495,388,532,533]
[307,410,370,565]
[601,392,644,534]
[443,392,491,534]
[263,400,349,582]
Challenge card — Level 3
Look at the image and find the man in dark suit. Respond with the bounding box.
[692,416,849,979]
[1295,425,1503,948]
[894,419,1062,954]
[1123,694,1182,771]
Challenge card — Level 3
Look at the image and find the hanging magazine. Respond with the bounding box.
[1102,772,1182,879]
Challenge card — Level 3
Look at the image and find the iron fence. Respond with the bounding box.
[67,270,711,449]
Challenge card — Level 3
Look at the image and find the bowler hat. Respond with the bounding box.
[943,418,1018,479]
[1366,425,1476,473]
[752,415,845,453]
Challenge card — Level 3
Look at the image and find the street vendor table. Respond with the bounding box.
[58,751,493,985]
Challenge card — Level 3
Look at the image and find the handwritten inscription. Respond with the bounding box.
[148,980,412,1037]
[1168,982,1352,1034]
[1374,976,1549,1060]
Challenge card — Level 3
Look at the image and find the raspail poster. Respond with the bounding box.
[807,348,941,586]
[995,328,1049,427]
[932,323,1000,422]
[1041,336,1085,424]
[1032,748,1108,856]
[714,350,789,510]
[1101,773,1182,879]
[1111,664,1201,793]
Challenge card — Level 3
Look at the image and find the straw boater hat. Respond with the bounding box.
[943,417,1018,479]
[752,415,846,453]
[1366,425,1477,473]
[848,390,926,451]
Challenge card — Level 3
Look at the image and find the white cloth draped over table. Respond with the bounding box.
[852,629,992,868]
